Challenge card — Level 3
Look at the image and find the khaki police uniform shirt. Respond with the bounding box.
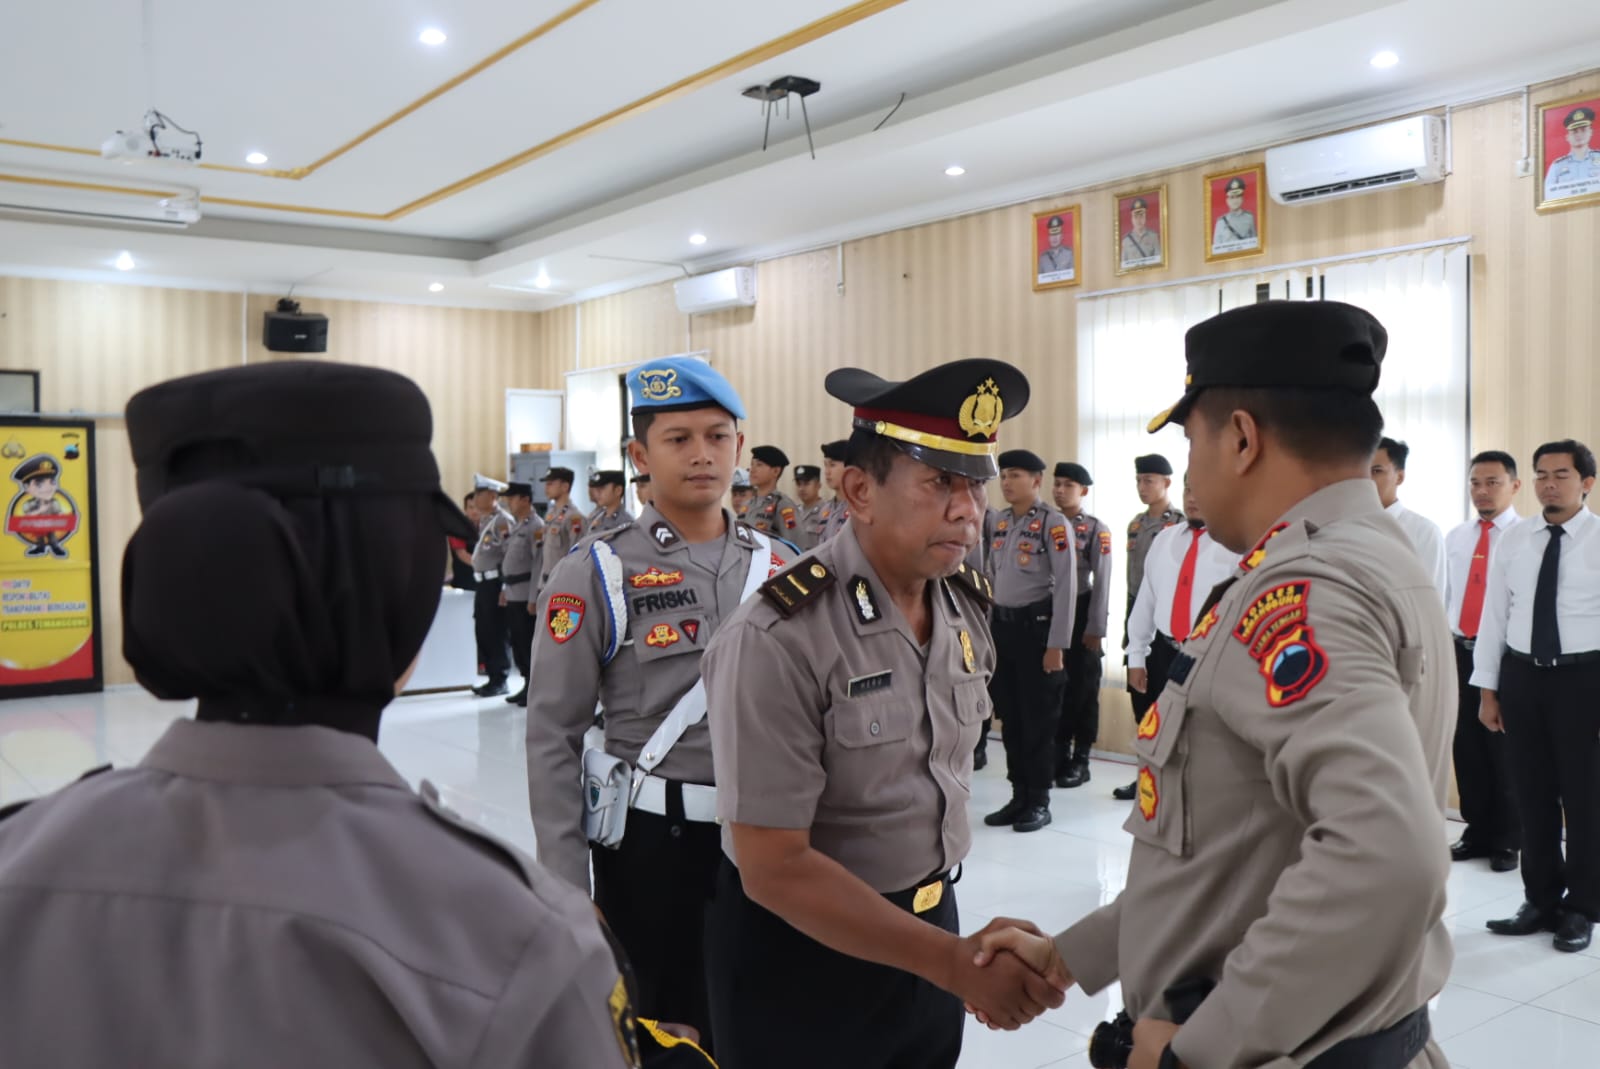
[526,506,787,891]
[794,499,827,550]
[1127,504,1185,606]
[1120,228,1162,267]
[818,497,850,543]
[988,501,1078,648]
[472,506,515,574]
[1211,209,1258,251]
[704,523,997,893]
[588,505,635,536]
[1068,511,1114,640]
[22,496,64,515]
[745,488,801,540]
[1055,479,1455,1069]
[502,512,546,603]
[540,499,590,585]
[1545,150,1600,199]
[0,720,638,1069]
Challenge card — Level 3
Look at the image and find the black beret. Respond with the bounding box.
[1147,301,1387,433]
[541,467,575,484]
[1054,461,1092,486]
[750,445,789,468]
[504,482,534,498]
[820,440,850,462]
[793,465,821,482]
[125,361,473,541]
[1135,454,1173,476]
[588,469,625,488]
[998,449,1046,473]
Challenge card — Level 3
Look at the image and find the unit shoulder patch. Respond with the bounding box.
[759,559,837,617]
[1233,579,1312,657]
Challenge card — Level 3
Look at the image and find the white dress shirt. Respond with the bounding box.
[1386,500,1448,597]
[1127,522,1237,668]
[1470,506,1600,690]
[1444,507,1521,638]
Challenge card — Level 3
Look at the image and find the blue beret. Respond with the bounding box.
[627,356,745,419]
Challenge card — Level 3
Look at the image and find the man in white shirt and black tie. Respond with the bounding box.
[1371,437,1447,596]
[1473,439,1600,954]
[1446,451,1523,873]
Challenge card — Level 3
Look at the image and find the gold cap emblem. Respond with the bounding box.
[958,378,1004,439]
[636,368,682,401]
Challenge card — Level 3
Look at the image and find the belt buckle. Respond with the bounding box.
[912,878,944,914]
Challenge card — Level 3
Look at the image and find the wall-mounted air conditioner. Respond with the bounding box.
[1266,115,1445,205]
[674,266,757,315]
[0,168,202,227]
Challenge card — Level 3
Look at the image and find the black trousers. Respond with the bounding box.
[1499,655,1600,920]
[1452,640,1520,851]
[592,799,724,1052]
[1055,592,1103,770]
[705,859,963,1069]
[472,579,509,683]
[1136,632,1180,720]
[506,598,535,684]
[989,602,1067,803]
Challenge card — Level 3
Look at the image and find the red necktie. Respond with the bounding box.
[1458,518,1494,638]
[1170,527,1203,641]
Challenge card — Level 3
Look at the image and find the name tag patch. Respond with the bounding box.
[847,670,892,698]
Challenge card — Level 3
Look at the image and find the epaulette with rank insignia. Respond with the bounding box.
[949,561,993,604]
[760,559,836,617]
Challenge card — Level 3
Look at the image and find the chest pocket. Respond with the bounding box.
[1123,679,1192,858]
[828,695,913,749]
[629,608,707,665]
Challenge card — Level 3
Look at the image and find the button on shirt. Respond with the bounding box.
[1126,523,1237,668]
[1386,500,1448,596]
[1444,508,1520,638]
[1471,507,1600,690]
[988,501,1078,648]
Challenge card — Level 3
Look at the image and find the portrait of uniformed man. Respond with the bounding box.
[975,301,1455,1069]
[1118,190,1165,271]
[1034,208,1079,288]
[1542,102,1600,204]
[1207,171,1262,259]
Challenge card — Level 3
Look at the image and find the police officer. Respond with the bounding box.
[471,474,515,698]
[1050,462,1113,789]
[744,445,801,539]
[632,472,653,509]
[588,470,635,533]
[731,468,755,518]
[1120,197,1162,268]
[1544,106,1600,200]
[791,464,826,549]
[977,301,1454,1069]
[1210,176,1257,253]
[1116,454,1184,799]
[539,467,589,588]
[1372,437,1448,597]
[982,449,1077,832]
[0,361,642,1069]
[526,357,792,1053]
[1038,215,1075,277]
[702,359,1066,1069]
[817,439,852,543]
[499,482,545,708]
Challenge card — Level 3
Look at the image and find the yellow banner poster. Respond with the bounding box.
[0,419,102,696]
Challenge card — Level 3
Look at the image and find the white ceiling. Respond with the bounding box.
[1,0,1597,311]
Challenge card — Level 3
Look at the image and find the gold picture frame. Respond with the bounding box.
[1114,185,1168,275]
[1535,90,1600,213]
[1203,164,1267,263]
[1031,205,1082,292]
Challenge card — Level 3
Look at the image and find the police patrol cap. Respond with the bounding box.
[124,360,474,541]
[473,473,508,493]
[504,481,534,499]
[998,449,1046,473]
[731,467,752,489]
[1046,215,1064,229]
[588,469,625,488]
[1055,461,1093,486]
[1146,300,1387,433]
[820,439,850,462]
[12,454,60,483]
[1225,177,1247,193]
[825,358,1030,480]
[542,466,576,484]
[1131,197,1150,211]
[1135,454,1174,476]
[793,464,821,482]
[627,356,746,419]
[750,445,789,468]
[1566,106,1595,129]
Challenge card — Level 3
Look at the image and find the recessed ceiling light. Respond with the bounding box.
[689,233,708,246]
[533,271,552,289]
[114,251,135,271]
[428,282,444,293]
[944,165,966,177]
[245,151,268,166]
[419,27,447,46]
[1370,50,1399,69]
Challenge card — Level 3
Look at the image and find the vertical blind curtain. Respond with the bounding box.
[1077,245,1468,680]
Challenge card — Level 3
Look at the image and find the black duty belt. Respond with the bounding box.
[1306,1005,1430,1069]
[992,598,1052,624]
[501,572,533,585]
[882,864,961,916]
[1505,648,1600,668]
[473,568,501,582]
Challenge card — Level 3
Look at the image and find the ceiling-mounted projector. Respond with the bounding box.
[101,109,203,164]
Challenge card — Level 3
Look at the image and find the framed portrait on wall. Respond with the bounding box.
[1114,185,1167,275]
[1536,92,1600,212]
[1032,205,1081,291]
[1203,165,1266,262]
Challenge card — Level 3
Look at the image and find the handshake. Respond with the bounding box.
[946,916,1073,1030]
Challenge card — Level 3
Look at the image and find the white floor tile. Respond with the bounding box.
[1441,1004,1600,1069]
[1531,965,1600,1026]
[1444,924,1600,1002]
[958,1014,1086,1069]
[1428,982,1523,1040]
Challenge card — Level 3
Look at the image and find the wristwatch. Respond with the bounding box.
[1158,1043,1182,1069]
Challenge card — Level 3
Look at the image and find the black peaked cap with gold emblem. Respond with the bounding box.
[826,359,1030,480]
[1147,300,1386,433]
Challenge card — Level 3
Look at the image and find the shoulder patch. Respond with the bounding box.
[1233,580,1311,658]
[1240,522,1291,572]
[949,561,994,604]
[1099,529,1113,556]
[1050,523,1069,552]
[759,559,836,617]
